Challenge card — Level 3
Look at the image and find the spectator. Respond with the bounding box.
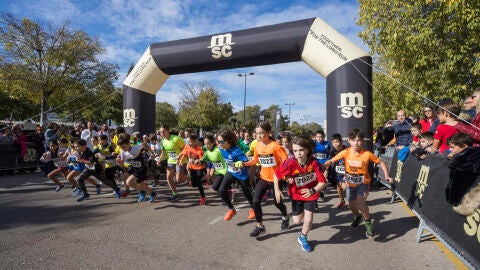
[410,122,422,143]
[80,121,98,151]
[411,131,435,160]
[71,124,83,139]
[419,105,436,133]
[431,102,461,154]
[44,122,59,151]
[454,88,480,146]
[410,113,420,124]
[99,124,110,143]
[429,98,454,133]
[12,123,27,158]
[384,110,413,149]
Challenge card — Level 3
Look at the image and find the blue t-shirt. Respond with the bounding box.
[314,140,330,165]
[219,146,249,181]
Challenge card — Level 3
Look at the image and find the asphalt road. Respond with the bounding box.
[0,172,463,270]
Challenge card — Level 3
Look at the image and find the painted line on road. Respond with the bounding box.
[396,194,468,270]
[208,203,250,225]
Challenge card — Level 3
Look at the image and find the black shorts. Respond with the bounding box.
[126,166,147,183]
[291,199,318,215]
[105,166,117,180]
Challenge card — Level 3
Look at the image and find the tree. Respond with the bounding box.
[156,102,177,128]
[0,14,118,123]
[177,81,233,131]
[357,1,480,127]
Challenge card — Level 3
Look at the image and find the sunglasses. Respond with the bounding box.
[218,140,226,145]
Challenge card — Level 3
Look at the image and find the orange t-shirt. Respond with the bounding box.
[329,148,380,187]
[252,140,287,182]
[179,144,205,170]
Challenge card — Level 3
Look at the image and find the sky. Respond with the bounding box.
[0,0,368,126]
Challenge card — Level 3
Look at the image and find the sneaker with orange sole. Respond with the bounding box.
[224,209,237,220]
[248,208,256,220]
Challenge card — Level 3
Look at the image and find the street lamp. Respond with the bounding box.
[238,72,255,126]
[285,103,295,126]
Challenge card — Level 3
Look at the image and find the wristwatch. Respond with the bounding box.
[310,188,316,195]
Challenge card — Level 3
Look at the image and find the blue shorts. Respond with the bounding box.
[346,183,369,201]
[206,161,214,169]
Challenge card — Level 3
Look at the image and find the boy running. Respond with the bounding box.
[323,128,393,238]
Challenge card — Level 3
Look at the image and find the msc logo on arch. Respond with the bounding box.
[338,92,366,119]
[208,33,235,59]
[123,108,137,127]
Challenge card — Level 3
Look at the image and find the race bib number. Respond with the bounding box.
[258,155,276,168]
[127,160,142,168]
[85,163,95,170]
[213,162,224,170]
[227,165,241,173]
[335,165,345,175]
[315,153,327,159]
[345,173,365,184]
[293,173,316,187]
[167,151,177,159]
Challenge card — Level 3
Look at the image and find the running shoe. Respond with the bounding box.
[55,184,65,192]
[168,193,179,201]
[72,188,82,197]
[114,187,121,199]
[199,197,206,205]
[336,199,345,209]
[224,209,237,221]
[96,184,102,195]
[249,226,266,237]
[351,215,363,228]
[298,234,312,252]
[280,215,290,231]
[365,219,374,238]
[248,208,255,220]
[137,191,147,203]
[149,191,157,203]
[76,193,90,202]
[120,190,129,198]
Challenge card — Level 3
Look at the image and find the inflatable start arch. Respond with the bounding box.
[123,17,372,147]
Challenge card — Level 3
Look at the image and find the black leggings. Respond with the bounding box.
[190,169,205,198]
[77,169,116,194]
[253,179,287,223]
[213,173,253,210]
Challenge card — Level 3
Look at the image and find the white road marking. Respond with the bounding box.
[208,203,250,225]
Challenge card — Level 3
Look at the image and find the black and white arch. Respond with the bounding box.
[123,17,372,147]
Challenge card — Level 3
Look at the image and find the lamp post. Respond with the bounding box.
[285,103,295,126]
[238,72,255,126]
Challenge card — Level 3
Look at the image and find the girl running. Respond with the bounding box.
[157,124,187,200]
[274,135,326,252]
[214,130,255,221]
[178,133,207,205]
[243,122,289,237]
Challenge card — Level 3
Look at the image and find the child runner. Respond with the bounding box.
[243,122,289,237]
[40,139,69,191]
[75,139,121,202]
[327,133,348,208]
[323,128,393,238]
[214,130,255,221]
[314,130,330,199]
[178,133,207,205]
[94,134,118,196]
[157,124,187,200]
[148,134,162,187]
[274,135,326,252]
[116,133,157,203]
[66,139,100,197]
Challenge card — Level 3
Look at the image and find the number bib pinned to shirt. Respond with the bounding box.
[167,151,177,159]
[126,159,142,168]
[294,173,316,187]
[335,165,345,175]
[213,162,224,170]
[258,155,276,168]
[85,163,95,170]
[345,173,365,184]
[315,153,327,159]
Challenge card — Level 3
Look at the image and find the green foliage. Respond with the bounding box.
[0,14,118,123]
[357,0,480,124]
[177,81,233,131]
[156,102,178,128]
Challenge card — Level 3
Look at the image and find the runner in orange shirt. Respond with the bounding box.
[323,128,393,239]
[243,122,289,237]
[178,133,207,205]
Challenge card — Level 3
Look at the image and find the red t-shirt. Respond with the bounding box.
[275,157,326,201]
[433,124,458,153]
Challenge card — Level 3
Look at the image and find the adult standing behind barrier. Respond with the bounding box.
[454,88,480,146]
[81,121,98,151]
[418,105,436,133]
[44,122,59,152]
[384,110,413,149]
